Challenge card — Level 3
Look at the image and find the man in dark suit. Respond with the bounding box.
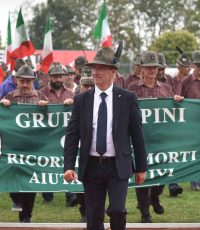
[63,46,148,230]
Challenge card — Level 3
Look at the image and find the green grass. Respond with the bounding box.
[0,183,199,223]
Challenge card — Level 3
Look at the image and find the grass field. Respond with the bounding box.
[0,183,199,223]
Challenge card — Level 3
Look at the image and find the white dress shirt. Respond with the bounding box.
[72,82,78,93]
[90,84,115,157]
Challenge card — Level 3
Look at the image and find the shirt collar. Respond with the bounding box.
[13,89,38,97]
[137,78,162,87]
[95,84,113,97]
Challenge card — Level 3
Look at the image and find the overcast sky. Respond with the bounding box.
[0,0,47,45]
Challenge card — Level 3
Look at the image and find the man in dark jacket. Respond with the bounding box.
[63,46,148,230]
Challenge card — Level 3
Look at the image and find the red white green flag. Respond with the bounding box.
[41,17,53,74]
[11,8,35,60]
[93,0,112,47]
[6,14,13,66]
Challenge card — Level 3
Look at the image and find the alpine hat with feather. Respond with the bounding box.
[86,41,123,69]
[176,46,191,67]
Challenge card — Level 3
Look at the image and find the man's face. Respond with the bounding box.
[64,73,75,85]
[92,64,116,90]
[157,68,165,79]
[50,75,64,89]
[178,65,191,77]
[16,77,34,95]
[142,66,158,80]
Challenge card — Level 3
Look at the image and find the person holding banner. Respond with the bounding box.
[157,53,184,198]
[1,65,48,223]
[128,51,183,223]
[0,58,25,99]
[41,62,78,207]
[157,53,173,89]
[41,62,74,105]
[172,52,191,95]
[179,50,200,191]
[63,45,148,230]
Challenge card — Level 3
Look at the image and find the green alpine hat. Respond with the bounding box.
[48,62,67,75]
[141,51,160,67]
[17,65,35,79]
[176,54,191,67]
[80,77,94,86]
[192,51,200,64]
[65,65,75,74]
[86,47,119,69]
[81,66,92,78]
[158,53,168,68]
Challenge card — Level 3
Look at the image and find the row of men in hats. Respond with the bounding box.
[0,56,95,99]
[116,49,200,223]
[0,57,96,223]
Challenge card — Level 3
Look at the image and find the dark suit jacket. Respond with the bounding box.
[64,86,148,181]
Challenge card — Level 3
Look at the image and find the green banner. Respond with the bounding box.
[0,98,199,192]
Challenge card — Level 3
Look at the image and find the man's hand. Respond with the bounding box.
[64,170,77,182]
[174,95,184,102]
[38,100,48,106]
[135,172,146,185]
[1,99,10,107]
[64,98,74,105]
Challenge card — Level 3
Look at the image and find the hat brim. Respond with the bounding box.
[193,61,200,64]
[16,75,36,79]
[49,71,67,75]
[177,60,191,66]
[141,63,161,67]
[159,64,168,68]
[86,61,118,69]
[177,63,191,67]
[82,82,94,86]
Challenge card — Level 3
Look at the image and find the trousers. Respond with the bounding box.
[83,157,128,230]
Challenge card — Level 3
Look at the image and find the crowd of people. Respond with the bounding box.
[0,47,199,229]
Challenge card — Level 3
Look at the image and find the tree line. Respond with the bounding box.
[13,0,200,65]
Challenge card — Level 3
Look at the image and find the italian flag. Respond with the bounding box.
[11,8,35,60]
[41,17,53,74]
[6,14,13,67]
[93,0,112,47]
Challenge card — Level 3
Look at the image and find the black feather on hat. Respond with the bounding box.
[176,46,191,67]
